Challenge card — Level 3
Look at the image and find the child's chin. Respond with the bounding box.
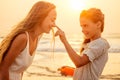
[85,37,90,39]
[84,37,90,39]
[84,36,89,39]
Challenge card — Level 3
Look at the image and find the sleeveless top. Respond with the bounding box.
[9,32,36,80]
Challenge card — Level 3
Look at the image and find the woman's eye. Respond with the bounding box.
[51,18,54,21]
[51,17,56,22]
[52,19,54,22]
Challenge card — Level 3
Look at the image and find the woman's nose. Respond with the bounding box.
[52,22,57,27]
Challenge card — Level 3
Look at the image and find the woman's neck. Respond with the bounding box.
[28,29,42,41]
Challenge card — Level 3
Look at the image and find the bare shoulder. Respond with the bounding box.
[1,32,28,66]
[11,32,27,51]
[13,32,27,44]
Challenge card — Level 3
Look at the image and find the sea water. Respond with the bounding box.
[0,33,120,53]
[36,33,120,53]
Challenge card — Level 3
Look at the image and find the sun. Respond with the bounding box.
[70,0,87,11]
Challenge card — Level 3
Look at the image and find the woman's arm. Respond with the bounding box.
[0,33,27,79]
[55,28,90,68]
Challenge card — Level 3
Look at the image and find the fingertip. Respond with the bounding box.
[54,33,58,37]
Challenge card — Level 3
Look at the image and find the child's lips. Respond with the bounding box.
[83,31,88,35]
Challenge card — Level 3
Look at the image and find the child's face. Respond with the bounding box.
[40,9,57,33]
[80,17,101,40]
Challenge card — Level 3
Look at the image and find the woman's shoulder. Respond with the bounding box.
[14,32,27,42]
[11,32,28,50]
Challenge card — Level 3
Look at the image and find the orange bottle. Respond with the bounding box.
[58,66,75,76]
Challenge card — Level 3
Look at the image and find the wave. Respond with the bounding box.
[1,33,120,53]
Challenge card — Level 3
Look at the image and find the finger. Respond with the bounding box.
[56,26,65,34]
[55,31,59,36]
[55,26,62,31]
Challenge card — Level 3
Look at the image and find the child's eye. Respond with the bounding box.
[83,24,88,28]
[81,24,88,28]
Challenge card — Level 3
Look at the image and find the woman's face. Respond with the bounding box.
[80,17,101,40]
[40,9,57,33]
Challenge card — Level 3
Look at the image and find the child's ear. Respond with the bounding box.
[97,21,102,29]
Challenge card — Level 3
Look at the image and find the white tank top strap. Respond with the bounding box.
[25,31,29,49]
[25,31,36,56]
[25,31,29,43]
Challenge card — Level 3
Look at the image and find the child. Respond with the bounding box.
[55,8,110,80]
[0,1,56,80]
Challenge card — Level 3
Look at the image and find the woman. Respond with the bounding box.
[55,8,110,80]
[0,1,56,80]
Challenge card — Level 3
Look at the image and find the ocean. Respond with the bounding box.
[36,33,120,53]
[0,33,120,53]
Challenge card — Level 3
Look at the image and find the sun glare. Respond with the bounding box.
[70,0,87,11]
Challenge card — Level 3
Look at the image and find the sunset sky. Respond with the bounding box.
[0,0,120,36]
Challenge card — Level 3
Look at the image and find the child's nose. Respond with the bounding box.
[82,29,87,34]
[82,29,84,33]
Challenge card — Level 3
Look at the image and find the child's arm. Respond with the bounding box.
[55,27,90,68]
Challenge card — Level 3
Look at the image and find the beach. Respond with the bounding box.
[23,52,120,80]
[0,33,120,80]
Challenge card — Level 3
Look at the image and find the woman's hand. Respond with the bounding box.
[55,26,67,43]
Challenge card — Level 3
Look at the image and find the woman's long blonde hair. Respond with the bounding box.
[0,1,56,61]
[80,8,104,53]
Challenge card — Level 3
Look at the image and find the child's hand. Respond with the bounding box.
[55,26,67,43]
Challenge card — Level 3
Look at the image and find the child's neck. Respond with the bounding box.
[90,33,101,41]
